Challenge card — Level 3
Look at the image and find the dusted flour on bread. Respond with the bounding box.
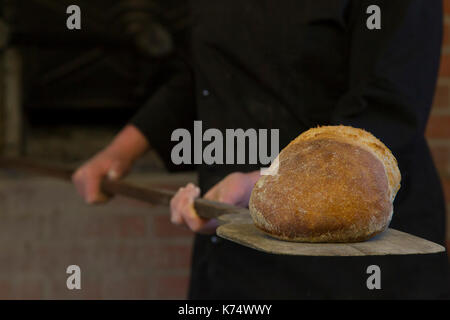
[249,125,401,243]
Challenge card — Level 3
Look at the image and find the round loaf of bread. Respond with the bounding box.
[249,125,401,243]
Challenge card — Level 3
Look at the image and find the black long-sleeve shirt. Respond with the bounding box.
[131,0,449,298]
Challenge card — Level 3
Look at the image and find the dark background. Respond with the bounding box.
[0,0,197,299]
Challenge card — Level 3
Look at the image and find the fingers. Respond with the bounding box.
[170,183,208,232]
[83,173,109,204]
[72,148,134,205]
[72,156,114,204]
[72,165,109,204]
[107,159,128,181]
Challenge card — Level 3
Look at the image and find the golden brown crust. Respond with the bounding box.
[249,126,401,243]
[292,125,401,201]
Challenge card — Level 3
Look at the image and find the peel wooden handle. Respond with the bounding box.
[0,157,239,219]
[100,178,239,219]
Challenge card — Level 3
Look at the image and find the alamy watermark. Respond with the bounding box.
[66,5,81,30]
[171,121,280,175]
[366,5,381,30]
[66,265,81,290]
[366,265,381,290]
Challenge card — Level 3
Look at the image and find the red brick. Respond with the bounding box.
[113,244,145,269]
[49,278,103,300]
[0,280,13,299]
[439,53,450,78]
[441,177,450,203]
[444,22,450,46]
[447,240,450,264]
[118,216,147,238]
[444,0,450,15]
[432,84,450,109]
[113,195,156,209]
[82,216,119,238]
[154,275,190,299]
[0,246,31,274]
[429,144,450,172]
[105,243,192,272]
[28,244,91,275]
[103,276,152,299]
[0,177,197,300]
[426,115,450,139]
[151,244,193,269]
[80,215,147,238]
[15,279,45,300]
[152,214,194,238]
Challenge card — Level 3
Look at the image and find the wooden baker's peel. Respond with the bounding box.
[216,213,445,256]
[0,157,445,256]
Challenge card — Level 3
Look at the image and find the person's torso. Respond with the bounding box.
[185,0,448,300]
[190,0,350,136]
[187,0,446,244]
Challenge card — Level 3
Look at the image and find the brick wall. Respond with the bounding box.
[428,1,450,252]
[0,172,195,299]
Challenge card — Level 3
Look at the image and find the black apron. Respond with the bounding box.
[131,0,450,298]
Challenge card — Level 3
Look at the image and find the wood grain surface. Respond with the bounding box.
[217,212,446,256]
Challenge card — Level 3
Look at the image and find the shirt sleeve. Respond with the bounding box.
[129,57,196,171]
[331,0,442,154]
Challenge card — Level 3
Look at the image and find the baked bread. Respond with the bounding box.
[249,125,401,242]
